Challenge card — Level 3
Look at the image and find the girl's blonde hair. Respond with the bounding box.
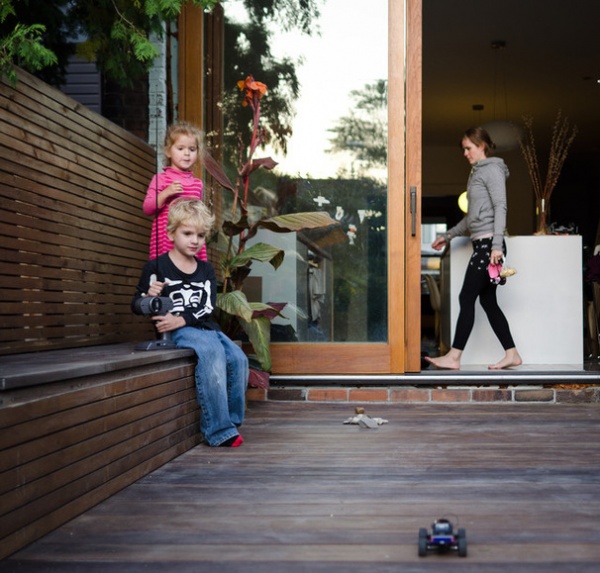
[167,198,215,237]
[163,121,204,165]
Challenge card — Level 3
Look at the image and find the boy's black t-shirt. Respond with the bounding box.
[132,253,220,330]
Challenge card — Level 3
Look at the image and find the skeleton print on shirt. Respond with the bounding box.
[164,277,213,321]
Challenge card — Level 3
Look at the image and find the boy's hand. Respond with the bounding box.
[147,278,166,297]
[152,313,185,333]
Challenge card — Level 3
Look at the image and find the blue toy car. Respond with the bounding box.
[418,518,467,557]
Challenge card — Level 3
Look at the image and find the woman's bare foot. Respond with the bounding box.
[488,348,522,370]
[424,349,462,370]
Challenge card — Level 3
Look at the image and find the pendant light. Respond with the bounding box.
[481,41,521,152]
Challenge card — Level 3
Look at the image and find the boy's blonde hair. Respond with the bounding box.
[163,121,204,165]
[167,199,215,236]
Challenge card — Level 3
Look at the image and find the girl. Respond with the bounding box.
[143,121,207,261]
[425,127,522,371]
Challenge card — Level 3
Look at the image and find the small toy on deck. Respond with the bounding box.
[418,518,467,557]
[342,406,388,428]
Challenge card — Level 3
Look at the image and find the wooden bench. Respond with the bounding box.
[0,344,198,560]
[0,69,205,559]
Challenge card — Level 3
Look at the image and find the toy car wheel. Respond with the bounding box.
[457,528,467,557]
[418,528,428,557]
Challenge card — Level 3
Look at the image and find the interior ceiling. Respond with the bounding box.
[423,0,600,152]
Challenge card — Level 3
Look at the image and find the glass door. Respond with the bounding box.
[220,0,422,374]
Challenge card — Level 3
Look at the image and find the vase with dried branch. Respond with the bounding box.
[519,110,577,234]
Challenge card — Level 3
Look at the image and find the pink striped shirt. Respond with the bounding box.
[142,166,207,261]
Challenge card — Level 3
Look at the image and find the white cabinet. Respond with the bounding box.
[442,235,583,367]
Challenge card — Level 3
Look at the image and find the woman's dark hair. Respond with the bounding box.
[461,127,496,156]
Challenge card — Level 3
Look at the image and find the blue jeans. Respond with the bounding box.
[171,327,248,446]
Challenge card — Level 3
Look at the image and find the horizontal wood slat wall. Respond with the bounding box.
[0,359,200,560]
[0,68,156,354]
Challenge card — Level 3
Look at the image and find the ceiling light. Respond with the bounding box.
[481,40,521,152]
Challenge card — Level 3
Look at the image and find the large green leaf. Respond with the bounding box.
[240,315,272,372]
[216,290,253,322]
[258,211,339,233]
[229,242,285,270]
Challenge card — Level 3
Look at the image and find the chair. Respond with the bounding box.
[424,273,443,352]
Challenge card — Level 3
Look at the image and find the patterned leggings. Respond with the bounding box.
[452,237,516,351]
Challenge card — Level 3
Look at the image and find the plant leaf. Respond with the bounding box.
[240,315,272,372]
[229,242,285,270]
[202,151,235,191]
[222,214,250,237]
[249,156,278,174]
[216,290,253,322]
[248,367,270,389]
[258,211,339,233]
[250,301,287,320]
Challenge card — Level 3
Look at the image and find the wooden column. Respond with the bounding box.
[177,4,204,126]
[203,3,225,254]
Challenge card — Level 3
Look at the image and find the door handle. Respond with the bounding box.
[410,186,417,237]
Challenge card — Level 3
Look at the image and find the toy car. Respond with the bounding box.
[418,518,467,557]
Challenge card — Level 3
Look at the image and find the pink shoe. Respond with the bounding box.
[487,262,505,285]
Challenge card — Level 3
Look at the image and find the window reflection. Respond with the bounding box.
[245,177,387,343]
[221,0,388,344]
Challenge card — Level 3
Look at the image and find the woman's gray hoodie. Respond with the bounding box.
[447,157,509,252]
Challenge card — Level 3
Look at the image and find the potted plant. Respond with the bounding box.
[204,75,340,388]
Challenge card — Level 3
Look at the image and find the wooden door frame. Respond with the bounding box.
[404,0,423,372]
[388,0,409,373]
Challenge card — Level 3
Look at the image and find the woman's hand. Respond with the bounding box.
[431,236,447,251]
[490,249,504,265]
[152,313,185,333]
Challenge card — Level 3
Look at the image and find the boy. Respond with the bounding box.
[132,199,248,447]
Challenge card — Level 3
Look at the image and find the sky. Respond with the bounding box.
[222,0,388,179]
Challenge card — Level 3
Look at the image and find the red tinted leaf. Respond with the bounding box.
[248,367,270,389]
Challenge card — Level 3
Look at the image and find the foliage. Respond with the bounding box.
[0,0,220,86]
[218,0,323,161]
[204,75,339,374]
[69,0,221,86]
[2,0,322,161]
[327,79,388,172]
[0,1,60,85]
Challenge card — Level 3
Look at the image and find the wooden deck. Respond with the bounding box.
[2,401,600,572]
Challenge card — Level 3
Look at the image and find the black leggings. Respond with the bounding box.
[452,238,515,351]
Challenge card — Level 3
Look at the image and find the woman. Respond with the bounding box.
[425,127,522,370]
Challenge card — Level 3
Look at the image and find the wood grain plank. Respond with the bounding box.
[0,413,199,534]
[0,389,197,480]
[0,68,156,354]
[1,70,154,174]
[2,402,600,570]
[0,434,199,562]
